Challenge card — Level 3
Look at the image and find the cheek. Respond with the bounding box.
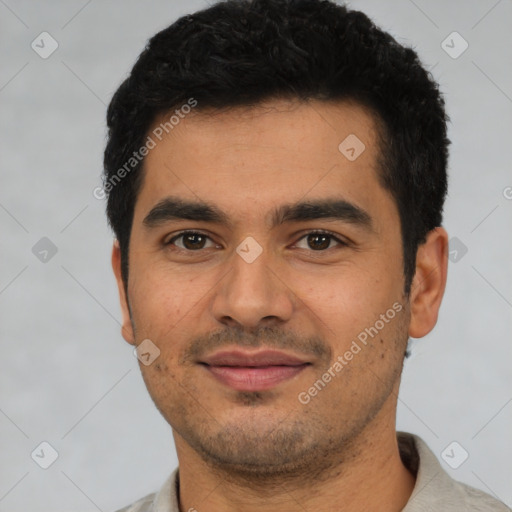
[139,357,182,417]
[128,257,203,328]
[297,270,382,333]
[296,267,404,361]
[127,284,181,348]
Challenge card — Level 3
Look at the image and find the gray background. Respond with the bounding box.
[1,0,511,510]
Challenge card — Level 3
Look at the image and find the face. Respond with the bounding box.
[112,99,442,480]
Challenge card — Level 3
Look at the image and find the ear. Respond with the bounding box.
[408,227,449,338]
[112,240,136,345]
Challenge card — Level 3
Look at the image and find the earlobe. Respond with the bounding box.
[408,227,449,339]
[111,240,136,345]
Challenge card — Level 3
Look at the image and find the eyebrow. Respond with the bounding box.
[143,196,374,232]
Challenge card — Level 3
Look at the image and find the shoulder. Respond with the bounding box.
[435,477,511,511]
[399,432,511,511]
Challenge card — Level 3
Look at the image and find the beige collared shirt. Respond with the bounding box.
[115,432,510,511]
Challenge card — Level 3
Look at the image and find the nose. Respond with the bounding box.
[210,239,295,330]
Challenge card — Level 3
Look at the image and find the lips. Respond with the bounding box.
[202,349,309,367]
[200,349,311,391]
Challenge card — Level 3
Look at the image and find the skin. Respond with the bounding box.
[112,99,448,512]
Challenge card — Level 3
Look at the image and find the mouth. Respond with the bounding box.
[199,349,312,392]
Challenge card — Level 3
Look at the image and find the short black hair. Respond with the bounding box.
[103,0,449,297]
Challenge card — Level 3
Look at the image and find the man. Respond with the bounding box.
[103,0,509,510]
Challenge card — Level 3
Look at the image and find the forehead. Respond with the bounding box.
[134,99,392,226]
[146,98,379,167]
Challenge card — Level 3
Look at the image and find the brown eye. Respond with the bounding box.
[306,233,331,250]
[167,231,215,251]
[182,233,206,250]
[295,231,346,251]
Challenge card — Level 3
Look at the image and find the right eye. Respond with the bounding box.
[165,231,219,252]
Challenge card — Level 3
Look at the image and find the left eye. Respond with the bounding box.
[294,231,346,251]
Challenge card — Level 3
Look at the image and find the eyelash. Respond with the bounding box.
[164,229,348,253]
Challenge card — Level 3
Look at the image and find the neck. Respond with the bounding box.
[174,401,416,512]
